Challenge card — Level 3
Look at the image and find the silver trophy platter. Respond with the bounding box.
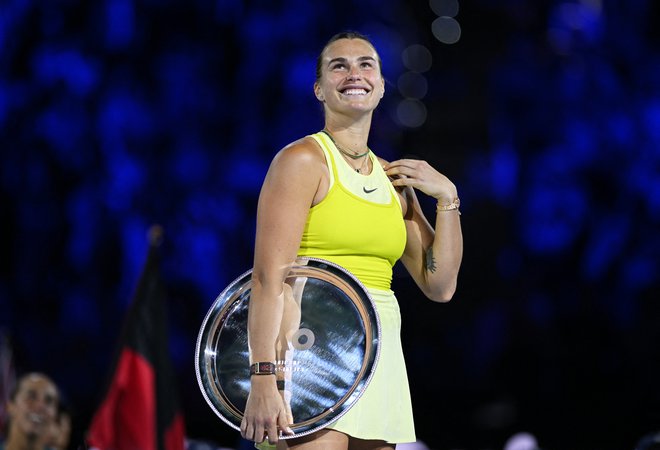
[195,257,381,439]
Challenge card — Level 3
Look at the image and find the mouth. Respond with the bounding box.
[340,87,370,96]
[28,412,45,425]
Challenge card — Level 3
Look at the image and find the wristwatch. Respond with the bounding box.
[249,361,276,376]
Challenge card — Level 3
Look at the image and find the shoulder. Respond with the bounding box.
[271,136,325,170]
[262,136,327,190]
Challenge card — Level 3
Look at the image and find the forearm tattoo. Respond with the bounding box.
[425,247,437,273]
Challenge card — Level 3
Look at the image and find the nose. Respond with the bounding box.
[34,395,56,415]
[347,65,361,80]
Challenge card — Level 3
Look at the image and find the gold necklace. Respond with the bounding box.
[321,129,370,158]
[321,129,371,173]
[352,152,370,173]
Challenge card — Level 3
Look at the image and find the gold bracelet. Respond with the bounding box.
[437,197,461,215]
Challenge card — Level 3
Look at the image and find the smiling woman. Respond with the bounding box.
[236,31,463,450]
[1,372,59,450]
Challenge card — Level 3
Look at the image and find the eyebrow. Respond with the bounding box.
[327,56,377,66]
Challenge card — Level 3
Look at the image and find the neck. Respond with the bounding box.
[322,126,370,155]
[321,129,371,173]
[323,113,372,151]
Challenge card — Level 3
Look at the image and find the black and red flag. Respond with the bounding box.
[87,225,185,450]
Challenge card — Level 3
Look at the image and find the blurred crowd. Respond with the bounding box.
[1,0,659,449]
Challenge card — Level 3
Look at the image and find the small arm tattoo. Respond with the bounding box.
[425,247,437,273]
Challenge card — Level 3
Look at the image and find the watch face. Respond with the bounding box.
[195,257,381,439]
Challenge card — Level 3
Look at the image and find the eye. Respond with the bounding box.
[331,63,346,71]
[361,61,374,68]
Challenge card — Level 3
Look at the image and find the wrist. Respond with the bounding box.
[249,361,277,376]
[249,374,278,391]
[436,197,461,215]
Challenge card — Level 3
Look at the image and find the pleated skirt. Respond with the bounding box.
[325,287,416,443]
[256,288,416,448]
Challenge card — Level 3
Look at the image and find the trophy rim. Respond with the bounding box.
[194,256,382,439]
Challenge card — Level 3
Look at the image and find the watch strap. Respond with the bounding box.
[249,361,276,376]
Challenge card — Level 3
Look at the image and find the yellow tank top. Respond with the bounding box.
[297,131,407,290]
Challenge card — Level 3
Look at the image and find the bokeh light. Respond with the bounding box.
[432,16,462,44]
[397,72,428,99]
[429,0,460,18]
[396,98,428,128]
[401,44,433,73]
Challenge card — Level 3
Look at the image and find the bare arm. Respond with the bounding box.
[384,159,463,302]
[240,138,324,444]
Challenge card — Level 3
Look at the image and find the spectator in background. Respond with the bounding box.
[0,372,59,450]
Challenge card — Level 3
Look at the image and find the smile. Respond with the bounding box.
[28,412,45,424]
[341,88,368,96]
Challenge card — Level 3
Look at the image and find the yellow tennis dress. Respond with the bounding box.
[296,131,416,443]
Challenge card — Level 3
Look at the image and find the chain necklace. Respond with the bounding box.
[353,151,370,173]
[321,129,371,173]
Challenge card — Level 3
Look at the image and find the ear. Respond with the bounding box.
[7,399,16,418]
[314,83,325,102]
[380,79,385,98]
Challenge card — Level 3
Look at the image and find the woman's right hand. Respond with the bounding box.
[240,376,294,444]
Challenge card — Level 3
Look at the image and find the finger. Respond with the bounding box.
[385,158,412,166]
[384,162,405,173]
[249,425,266,444]
[387,162,419,176]
[240,418,251,439]
[266,424,280,444]
[390,177,414,188]
[279,410,294,435]
[386,168,412,180]
[386,159,421,170]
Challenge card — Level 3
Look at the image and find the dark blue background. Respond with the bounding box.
[1,0,659,449]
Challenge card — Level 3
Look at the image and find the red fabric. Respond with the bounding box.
[164,413,186,450]
[87,348,157,450]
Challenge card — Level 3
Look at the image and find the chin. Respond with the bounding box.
[344,102,379,113]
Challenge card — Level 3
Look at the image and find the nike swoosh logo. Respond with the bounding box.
[363,187,378,194]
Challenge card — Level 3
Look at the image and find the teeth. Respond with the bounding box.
[28,413,43,423]
[343,89,367,95]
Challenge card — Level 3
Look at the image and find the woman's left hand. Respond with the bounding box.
[384,159,457,203]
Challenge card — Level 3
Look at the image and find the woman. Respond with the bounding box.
[241,31,463,449]
[1,373,60,450]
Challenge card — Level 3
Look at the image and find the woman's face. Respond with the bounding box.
[8,374,59,440]
[314,38,385,117]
